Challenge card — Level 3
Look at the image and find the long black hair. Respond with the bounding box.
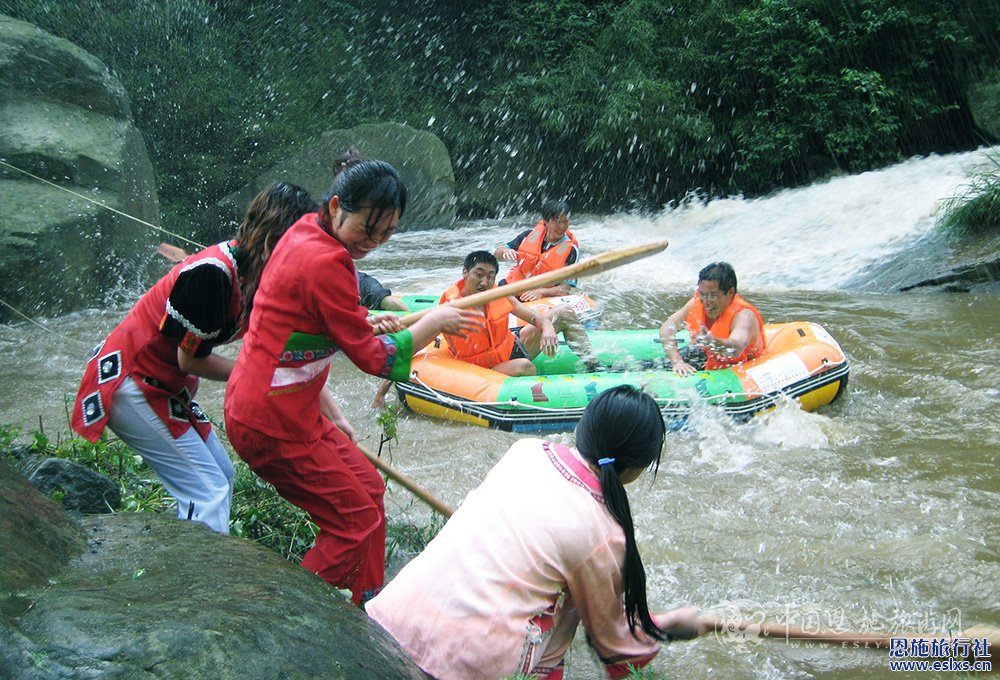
[235,181,316,320]
[317,150,407,239]
[575,385,667,640]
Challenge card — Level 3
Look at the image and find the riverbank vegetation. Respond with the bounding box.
[0,418,438,564]
[941,151,1000,236]
[2,0,997,226]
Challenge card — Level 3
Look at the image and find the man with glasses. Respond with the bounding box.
[658,261,765,376]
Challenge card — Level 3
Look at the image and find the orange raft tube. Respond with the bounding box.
[395,322,849,432]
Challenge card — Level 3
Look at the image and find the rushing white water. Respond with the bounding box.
[2,148,999,680]
[365,146,999,297]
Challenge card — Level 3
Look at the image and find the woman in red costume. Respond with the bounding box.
[71,182,316,533]
[224,157,481,605]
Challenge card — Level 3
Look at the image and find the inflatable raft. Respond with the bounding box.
[396,322,849,432]
[397,293,603,329]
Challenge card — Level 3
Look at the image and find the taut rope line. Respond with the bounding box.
[0,158,202,248]
[0,157,204,331]
[0,298,61,336]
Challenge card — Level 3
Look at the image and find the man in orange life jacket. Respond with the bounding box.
[658,262,765,377]
[494,199,578,302]
[440,251,600,376]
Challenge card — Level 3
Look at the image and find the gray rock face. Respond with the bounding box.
[967,68,1000,141]
[0,460,427,680]
[0,458,84,593]
[214,122,457,237]
[0,14,159,320]
[899,256,1000,293]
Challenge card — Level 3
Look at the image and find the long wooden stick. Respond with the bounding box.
[700,616,997,664]
[398,240,669,327]
[358,442,455,518]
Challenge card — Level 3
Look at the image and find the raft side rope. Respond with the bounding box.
[408,371,713,412]
[0,158,203,249]
[407,358,844,413]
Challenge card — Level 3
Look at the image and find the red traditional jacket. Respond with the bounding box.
[224,214,413,442]
[72,241,243,442]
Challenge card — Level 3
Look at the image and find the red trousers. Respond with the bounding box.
[226,416,386,605]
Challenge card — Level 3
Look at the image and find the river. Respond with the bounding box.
[2,149,998,678]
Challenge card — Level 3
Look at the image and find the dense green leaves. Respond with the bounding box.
[1,0,994,218]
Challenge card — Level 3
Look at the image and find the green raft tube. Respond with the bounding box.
[396,323,849,432]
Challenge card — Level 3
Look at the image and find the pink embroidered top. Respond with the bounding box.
[366,438,667,679]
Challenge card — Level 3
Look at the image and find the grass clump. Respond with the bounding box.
[940,152,1000,236]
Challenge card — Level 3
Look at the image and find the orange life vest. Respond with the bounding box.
[685,293,765,370]
[503,220,579,284]
[439,281,516,368]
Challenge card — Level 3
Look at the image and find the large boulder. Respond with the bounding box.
[212,122,456,238]
[0,15,159,321]
[0,457,85,593]
[0,459,426,680]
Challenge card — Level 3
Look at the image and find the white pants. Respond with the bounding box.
[107,378,234,533]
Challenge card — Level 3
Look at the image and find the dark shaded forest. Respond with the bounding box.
[3,0,998,229]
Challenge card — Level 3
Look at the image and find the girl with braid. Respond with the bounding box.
[71,182,316,533]
[367,385,704,679]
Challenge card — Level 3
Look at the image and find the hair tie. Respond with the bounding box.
[597,457,616,467]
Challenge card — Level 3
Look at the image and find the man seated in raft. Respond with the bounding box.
[358,271,410,312]
[358,271,411,410]
[440,251,601,376]
[493,199,578,302]
[658,261,765,376]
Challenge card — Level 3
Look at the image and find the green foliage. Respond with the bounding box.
[940,152,1000,236]
[230,460,318,562]
[1,0,994,216]
[14,417,176,513]
[386,513,444,560]
[0,422,20,451]
[376,405,399,443]
[1,418,439,566]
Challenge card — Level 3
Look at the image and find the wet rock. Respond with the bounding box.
[0,459,427,679]
[213,122,457,236]
[0,14,159,320]
[13,452,121,514]
[0,458,85,592]
[899,256,1000,293]
[967,68,1000,141]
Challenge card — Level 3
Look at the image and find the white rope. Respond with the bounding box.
[0,158,204,248]
[407,358,843,412]
[0,298,62,336]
